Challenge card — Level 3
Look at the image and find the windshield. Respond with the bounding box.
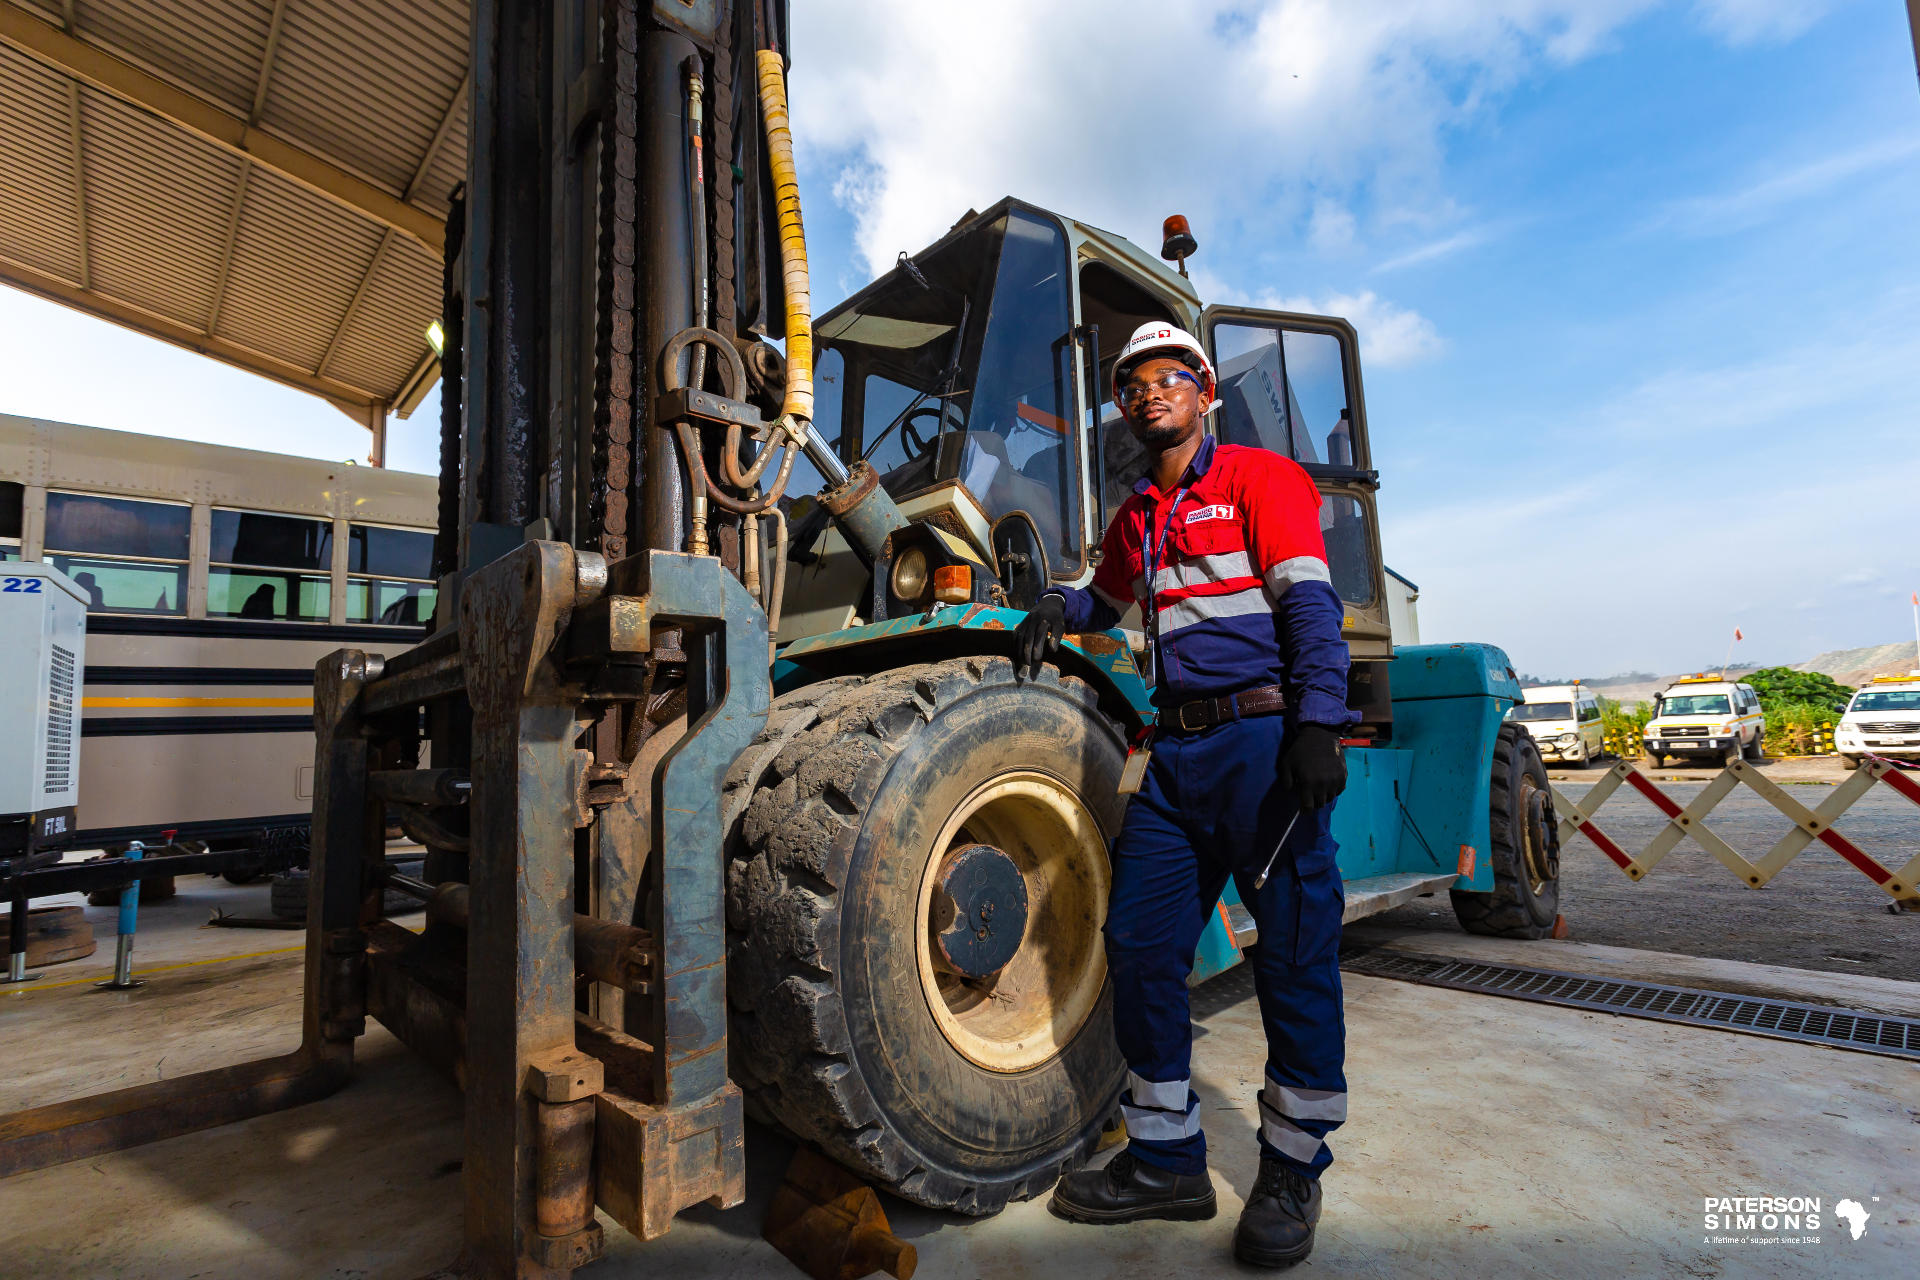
[812,208,1083,576]
[1849,690,1920,712]
[1508,701,1572,722]
[1660,694,1730,717]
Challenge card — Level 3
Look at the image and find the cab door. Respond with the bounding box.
[1199,306,1387,659]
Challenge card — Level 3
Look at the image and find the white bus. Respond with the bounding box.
[0,414,436,857]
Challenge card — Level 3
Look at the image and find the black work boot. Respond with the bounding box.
[1049,1150,1218,1224]
[1234,1158,1322,1267]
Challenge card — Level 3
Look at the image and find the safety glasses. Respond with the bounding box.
[1116,368,1201,408]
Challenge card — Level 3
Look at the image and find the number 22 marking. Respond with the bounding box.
[1,577,43,593]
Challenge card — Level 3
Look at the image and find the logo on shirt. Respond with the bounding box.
[1183,504,1236,524]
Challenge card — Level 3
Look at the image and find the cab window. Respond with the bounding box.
[44,492,190,615]
[1213,324,1356,468]
[1320,493,1374,606]
[816,208,1083,576]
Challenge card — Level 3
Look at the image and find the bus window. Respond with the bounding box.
[208,509,332,622]
[345,523,436,625]
[0,481,21,561]
[44,491,189,614]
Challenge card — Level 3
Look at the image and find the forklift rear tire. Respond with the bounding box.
[724,657,1129,1215]
[1451,723,1561,939]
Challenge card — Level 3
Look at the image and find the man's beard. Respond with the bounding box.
[1134,424,1185,449]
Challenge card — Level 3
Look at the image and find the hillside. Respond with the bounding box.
[1792,643,1920,687]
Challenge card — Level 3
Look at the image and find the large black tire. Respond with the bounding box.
[724,658,1130,1215]
[1451,723,1562,939]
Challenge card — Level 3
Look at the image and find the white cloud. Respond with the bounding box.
[790,1,1678,282]
[1690,0,1834,44]
[1258,289,1447,367]
[1654,135,1920,234]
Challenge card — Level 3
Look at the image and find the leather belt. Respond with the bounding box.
[1164,683,1288,733]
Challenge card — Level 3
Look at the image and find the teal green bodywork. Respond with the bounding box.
[776,621,1521,985]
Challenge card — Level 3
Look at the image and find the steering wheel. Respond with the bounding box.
[899,406,950,459]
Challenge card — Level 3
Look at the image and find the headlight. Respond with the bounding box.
[1839,720,1858,732]
[890,547,929,603]
[1556,732,1577,745]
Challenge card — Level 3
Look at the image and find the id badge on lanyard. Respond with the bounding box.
[1118,485,1191,796]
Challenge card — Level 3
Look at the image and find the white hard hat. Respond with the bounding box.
[1112,322,1216,400]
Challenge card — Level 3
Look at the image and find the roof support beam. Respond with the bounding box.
[206,1,290,338]
[315,69,469,445]
[0,251,380,409]
[63,79,88,289]
[316,228,394,379]
[203,161,251,335]
[0,1,445,254]
[251,0,289,124]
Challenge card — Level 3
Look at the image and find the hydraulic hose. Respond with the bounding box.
[756,51,812,424]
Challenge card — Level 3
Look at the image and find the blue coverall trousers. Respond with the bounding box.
[1105,712,1348,1179]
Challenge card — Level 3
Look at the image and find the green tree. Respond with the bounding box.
[1741,666,1854,714]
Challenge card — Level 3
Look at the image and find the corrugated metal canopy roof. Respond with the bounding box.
[0,1,468,460]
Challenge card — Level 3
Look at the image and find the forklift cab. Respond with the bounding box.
[781,197,1392,729]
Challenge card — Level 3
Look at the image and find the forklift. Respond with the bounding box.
[0,2,1560,1274]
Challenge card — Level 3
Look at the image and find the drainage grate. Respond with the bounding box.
[1340,949,1920,1062]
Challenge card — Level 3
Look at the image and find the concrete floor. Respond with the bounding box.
[3,905,1914,1279]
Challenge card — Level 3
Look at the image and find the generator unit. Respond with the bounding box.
[0,564,87,863]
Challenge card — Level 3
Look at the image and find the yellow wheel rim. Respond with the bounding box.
[914,771,1110,1073]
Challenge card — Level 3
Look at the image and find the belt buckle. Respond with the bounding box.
[1178,701,1209,732]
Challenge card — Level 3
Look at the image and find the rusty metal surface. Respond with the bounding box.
[595,1080,745,1241]
[641,552,768,1105]
[763,1147,918,1280]
[458,539,589,1278]
[0,1048,351,1179]
[535,1098,598,1237]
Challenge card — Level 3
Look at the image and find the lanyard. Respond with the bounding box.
[1141,482,1191,685]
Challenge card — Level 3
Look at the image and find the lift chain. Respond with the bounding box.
[710,1,737,338]
[590,0,642,563]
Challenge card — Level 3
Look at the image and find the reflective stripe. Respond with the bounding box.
[1262,1079,1347,1122]
[1162,585,1272,631]
[1264,555,1331,598]
[1122,1097,1203,1142]
[1127,1072,1189,1111]
[1152,550,1254,594]
[1094,583,1134,613]
[1257,1095,1325,1163]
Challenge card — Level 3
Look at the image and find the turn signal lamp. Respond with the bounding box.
[933,564,971,604]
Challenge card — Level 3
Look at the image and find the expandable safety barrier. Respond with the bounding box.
[1553,756,1920,908]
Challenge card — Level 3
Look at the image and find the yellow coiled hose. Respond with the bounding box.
[756,50,813,426]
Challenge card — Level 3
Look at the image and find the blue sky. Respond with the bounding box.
[2,0,1915,678]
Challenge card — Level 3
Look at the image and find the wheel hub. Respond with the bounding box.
[934,844,1030,978]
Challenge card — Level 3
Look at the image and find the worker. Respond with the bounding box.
[1014,322,1352,1268]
